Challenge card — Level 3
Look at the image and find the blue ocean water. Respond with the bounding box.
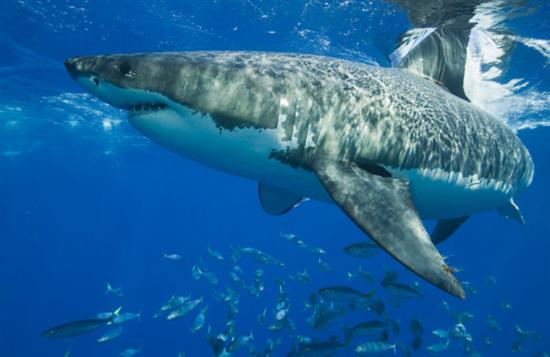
[0,1,549,356]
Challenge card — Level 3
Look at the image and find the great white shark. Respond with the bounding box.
[65,51,534,298]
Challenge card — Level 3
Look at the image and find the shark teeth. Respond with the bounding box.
[129,103,167,114]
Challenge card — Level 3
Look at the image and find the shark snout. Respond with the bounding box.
[64,56,103,80]
[64,57,81,79]
[65,56,105,90]
[64,54,173,111]
[65,57,99,83]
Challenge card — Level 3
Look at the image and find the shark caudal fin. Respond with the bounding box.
[313,158,465,299]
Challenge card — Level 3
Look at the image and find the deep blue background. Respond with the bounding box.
[0,1,549,356]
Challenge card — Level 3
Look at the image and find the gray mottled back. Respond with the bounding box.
[72,51,534,193]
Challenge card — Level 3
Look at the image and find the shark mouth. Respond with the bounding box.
[128,102,167,115]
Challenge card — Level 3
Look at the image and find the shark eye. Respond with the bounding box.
[118,61,132,76]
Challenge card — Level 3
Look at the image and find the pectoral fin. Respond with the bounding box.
[431,217,469,244]
[258,183,303,215]
[313,159,465,298]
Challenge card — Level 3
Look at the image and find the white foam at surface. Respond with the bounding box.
[389,27,437,67]
[464,28,550,132]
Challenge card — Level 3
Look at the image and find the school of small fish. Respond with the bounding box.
[41,232,547,356]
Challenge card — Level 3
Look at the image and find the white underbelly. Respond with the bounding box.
[128,107,332,201]
[129,107,510,220]
[391,167,511,219]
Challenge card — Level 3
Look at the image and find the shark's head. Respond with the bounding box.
[64,52,285,131]
[65,54,161,110]
[64,51,301,177]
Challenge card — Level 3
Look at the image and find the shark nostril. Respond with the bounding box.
[64,57,78,67]
[64,57,80,79]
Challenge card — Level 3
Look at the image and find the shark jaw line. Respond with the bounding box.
[127,102,168,117]
[73,73,176,115]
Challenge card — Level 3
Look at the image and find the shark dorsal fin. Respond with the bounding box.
[391,27,471,101]
[389,0,486,102]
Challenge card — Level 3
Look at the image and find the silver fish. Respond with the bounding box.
[515,324,542,341]
[97,326,123,343]
[310,305,345,330]
[356,266,376,283]
[307,246,326,255]
[344,241,380,258]
[347,320,387,337]
[319,286,375,302]
[355,341,397,355]
[167,297,203,320]
[227,332,254,353]
[191,306,208,333]
[208,246,224,261]
[317,258,331,272]
[119,348,141,357]
[96,306,122,320]
[104,282,124,297]
[485,315,501,331]
[163,252,182,262]
[257,308,267,326]
[426,339,450,353]
[112,311,140,325]
[432,329,449,338]
[501,301,513,310]
[289,269,310,284]
[384,282,423,299]
[42,317,112,338]
[381,270,399,286]
[450,323,467,339]
[291,335,349,356]
[456,311,475,324]
[192,264,218,285]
